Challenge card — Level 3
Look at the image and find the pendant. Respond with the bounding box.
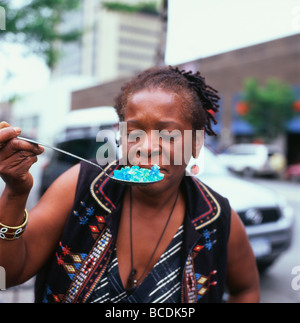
[127,268,138,290]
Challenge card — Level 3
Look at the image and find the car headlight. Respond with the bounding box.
[277,195,293,219]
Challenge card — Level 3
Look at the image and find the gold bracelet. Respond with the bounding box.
[0,210,29,241]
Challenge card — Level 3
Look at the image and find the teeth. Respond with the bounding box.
[113,164,164,182]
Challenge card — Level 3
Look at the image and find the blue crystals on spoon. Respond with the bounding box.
[113,164,164,183]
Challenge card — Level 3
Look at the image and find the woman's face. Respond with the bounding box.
[121,88,197,190]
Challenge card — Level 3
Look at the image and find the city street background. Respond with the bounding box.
[0,0,299,304]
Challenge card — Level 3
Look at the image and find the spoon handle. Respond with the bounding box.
[17,136,162,186]
[17,136,112,177]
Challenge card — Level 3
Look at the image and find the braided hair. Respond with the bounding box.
[114,65,220,136]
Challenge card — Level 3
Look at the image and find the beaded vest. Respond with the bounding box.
[35,161,231,303]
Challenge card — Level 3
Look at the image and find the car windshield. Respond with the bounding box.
[225,145,258,155]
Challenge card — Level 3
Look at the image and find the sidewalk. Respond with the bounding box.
[0,278,35,303]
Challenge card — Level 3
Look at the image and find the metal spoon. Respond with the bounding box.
[17,136,163,186]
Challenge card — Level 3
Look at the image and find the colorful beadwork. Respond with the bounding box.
[195,271,218,301]
[64,228,113,303]
[0,210,28,241]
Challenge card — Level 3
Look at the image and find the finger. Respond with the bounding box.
[15,138,45,154]
[0,139,43,163]
[6,138,44,156]
[0,122,20,137]
[0,155,37,186]
[0,121,10,128]
[0,152,37,172]
[0,149,39,175]
[0,126,21,146]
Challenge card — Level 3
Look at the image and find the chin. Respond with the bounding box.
[137,172,183,194]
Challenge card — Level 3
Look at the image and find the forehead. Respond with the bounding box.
[126,88,184,117]
[130,88,179,102]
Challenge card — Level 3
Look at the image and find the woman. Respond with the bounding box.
[0,66,260,303]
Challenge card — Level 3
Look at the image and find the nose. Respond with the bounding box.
[137,131,160,160]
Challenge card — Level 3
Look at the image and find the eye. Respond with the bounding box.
[159,130,182,142]
[127,129,146,142]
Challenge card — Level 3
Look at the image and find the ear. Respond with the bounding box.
[192,129,205,159]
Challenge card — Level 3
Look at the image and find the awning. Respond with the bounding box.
[287,116,300,133]
[211,122,221,134]
[231,119,254,135]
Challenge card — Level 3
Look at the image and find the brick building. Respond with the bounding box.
[70,34,300,164]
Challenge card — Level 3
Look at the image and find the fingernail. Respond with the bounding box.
[0,121,9,127]
[38,145,44,152]
[13,127,21,135]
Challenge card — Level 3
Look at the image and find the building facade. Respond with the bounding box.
[181,33,300,144]
[182,33,300,164]
[53,0,163,83]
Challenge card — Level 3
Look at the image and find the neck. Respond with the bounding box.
[131,181,182,211]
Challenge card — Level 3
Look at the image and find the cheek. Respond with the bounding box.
[165,139,182,165]
[166,132,193,166]
[183,131,194,163]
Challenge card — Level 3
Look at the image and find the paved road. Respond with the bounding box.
[0,278,35,303]
[250,178,300,303]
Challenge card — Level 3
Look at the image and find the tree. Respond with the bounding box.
[0,0,82,70]
[239,78,297,142]
[102,1,160,15]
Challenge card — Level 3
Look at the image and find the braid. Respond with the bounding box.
[170,66,220,136]
[114,65,220,136]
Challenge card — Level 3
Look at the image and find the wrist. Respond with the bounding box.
[0,188,29,228]
[0,209,28,241]
[3,174,33,197]
[1,183,31,212]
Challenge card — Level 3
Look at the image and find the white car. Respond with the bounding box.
[186,147,294,271]
[40,107,119,195]
[219,143,286,178]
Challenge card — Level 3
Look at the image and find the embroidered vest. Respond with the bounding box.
[35,161,231,303]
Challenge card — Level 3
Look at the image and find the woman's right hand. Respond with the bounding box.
[0,121,44,195]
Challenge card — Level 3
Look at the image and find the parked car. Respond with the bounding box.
[219,143,286,178]
[187,147,294,271]
[40,106,119,195]
[285,164,300,182]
